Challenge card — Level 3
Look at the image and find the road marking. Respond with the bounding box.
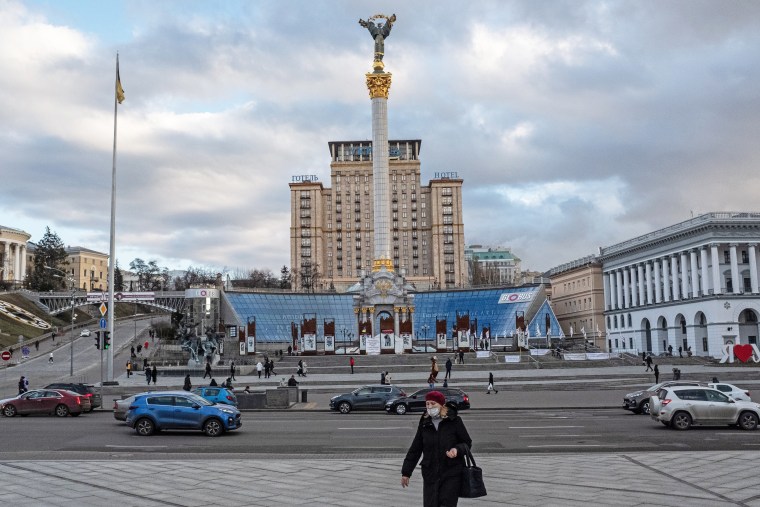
[105,445,168,449]
[518,434,600,438]
[509,425,583,429]
[337,427,408,430]
[527,444,603,448]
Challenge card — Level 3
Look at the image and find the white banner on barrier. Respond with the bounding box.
[530,349,551,356]
[564,353,586,361]
[476,350,490,359]
[504,355,521,363]
[586,352,613,360]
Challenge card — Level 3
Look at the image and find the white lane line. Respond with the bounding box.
[509,425,583,429]
[518,434,600,438]
[528,444,603,448]
[105,445,168,449]
[337,427,408,430]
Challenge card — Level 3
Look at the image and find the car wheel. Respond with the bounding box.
[671,411,692,430]
[3,405,17,417]
[639,400,650,415]
[338,401,352,414]
[203,418,224,437]
[135,417,155,436]
[395,404,407,415]
[738,411,759,431]
[55,404,70,417]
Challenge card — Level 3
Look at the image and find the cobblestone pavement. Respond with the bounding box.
[2,451,759,506]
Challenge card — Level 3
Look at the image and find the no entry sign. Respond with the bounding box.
[1,351,11,361]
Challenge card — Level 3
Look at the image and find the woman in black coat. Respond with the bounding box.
[401,391,472,507]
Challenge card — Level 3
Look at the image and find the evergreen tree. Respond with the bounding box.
[280,265,291,289]
[28,227,69,291]
[114,260,125,291]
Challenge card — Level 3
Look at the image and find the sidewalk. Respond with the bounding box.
[1,451,757,506]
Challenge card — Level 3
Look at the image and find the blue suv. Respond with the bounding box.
[192,387,238,407]
[126,391,242,437]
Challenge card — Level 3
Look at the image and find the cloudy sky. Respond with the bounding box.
[2,0,759,276]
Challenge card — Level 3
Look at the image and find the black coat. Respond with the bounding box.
[402,406,472,507]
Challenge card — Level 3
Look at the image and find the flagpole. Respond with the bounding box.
[106,53,120,382]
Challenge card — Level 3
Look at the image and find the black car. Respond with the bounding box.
[44,383,101,411]
[329,385,406,414]
[385,387,470,415]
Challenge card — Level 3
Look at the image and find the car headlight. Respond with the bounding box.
[218,406,235,414]
[626,391,642,398]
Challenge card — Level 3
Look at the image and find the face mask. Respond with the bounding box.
[427,407,440,418]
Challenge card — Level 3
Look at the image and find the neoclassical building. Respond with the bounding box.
[0,225,31,284]
[600,212,760,357]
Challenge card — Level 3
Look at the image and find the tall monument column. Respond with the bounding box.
[359,13,397,272]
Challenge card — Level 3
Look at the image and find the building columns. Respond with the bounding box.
[671,255,680,300]
[711,244,722,295]
[662,257,670,302]
[700,247,710,295]
[750,244,759,294]
[623,268,630,309]
[604,273,611,310]
[680,252,688,299]
[645,262,653,304]
[637,264,645,307]
[730,243,740,294]
[690,250,699,298]
[615,271,623,310]
[608,271,617,310]
[654,260,662,303]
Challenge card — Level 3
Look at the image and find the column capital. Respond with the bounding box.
[729,242,739,248]
[749,243,758,248]
[365,72,392,99]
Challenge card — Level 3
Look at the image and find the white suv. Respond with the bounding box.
[650,386,760,431]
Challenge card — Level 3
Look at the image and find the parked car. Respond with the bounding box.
[1,389,87,417]
[650,385,760,430]
[708,382,751,402]
[623,380,706,415]
[44,383,101,410]
[79,329,91,337]
[113,395,137,422]
[329,385,406,414]
[125,391,242,437]
[192,387,238,407]
[385,387,471,415]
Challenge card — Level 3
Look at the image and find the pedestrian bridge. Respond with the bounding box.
[27,291,187,315]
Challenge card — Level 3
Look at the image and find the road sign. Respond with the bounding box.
[115,292,155,302]
[21,346,30,358]
[99,303,107,316]
[1,351,10,361]
[86,292,107,303]
[100,318,107,329]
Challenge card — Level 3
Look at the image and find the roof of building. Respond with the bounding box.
[65,246,108,257]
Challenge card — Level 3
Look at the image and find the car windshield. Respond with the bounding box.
[184,393,213,406]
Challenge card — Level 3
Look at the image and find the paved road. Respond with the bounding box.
[2,407,759,458]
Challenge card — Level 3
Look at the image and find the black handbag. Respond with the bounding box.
[459,445,487,498]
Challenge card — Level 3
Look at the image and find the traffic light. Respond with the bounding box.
[94,331,100,349]
[103,331,111,350]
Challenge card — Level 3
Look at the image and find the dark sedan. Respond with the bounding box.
[385,387,470,415]
[329,385,406,414]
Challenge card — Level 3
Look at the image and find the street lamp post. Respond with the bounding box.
[44,266,75,376]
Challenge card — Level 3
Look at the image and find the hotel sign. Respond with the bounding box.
[291,175,319,182]
[434,172,458,179]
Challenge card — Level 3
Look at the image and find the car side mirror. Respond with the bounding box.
[728,398,735,404]
[192,404,201,409]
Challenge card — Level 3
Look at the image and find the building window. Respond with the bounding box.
[724,251,730,264]
[742,250,749,264]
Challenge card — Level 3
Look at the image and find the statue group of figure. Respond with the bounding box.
[359,13,396,67]
[178,317,221,366]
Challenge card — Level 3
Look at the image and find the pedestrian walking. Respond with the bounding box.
[487,372,498,394]
[269,359,277,376]
[445,357,452,380]
[230,360,236,381]
[645,354,653,372]
[183,374,192,391]
[349,356,355,374]
[654,364,660,383]
[297,359,304,377]
[51,332,56,342]
[151,364,158,385]
[126,361,132,378]
[458,350,465,364]
[34,340,39,352]
[18,376,26,395]
[287,345,292,356]
[144,365,151,385]
[256,361,263,379]
[23,376,29,392]
[385,371,392,385]
[48,352,54,363]
[264,360,271,379]
[401,390,473,506]
[381,371,386,385]
[678,346,683,358]
[203,361,212,379]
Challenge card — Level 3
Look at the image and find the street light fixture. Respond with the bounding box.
[44,265,76,376]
